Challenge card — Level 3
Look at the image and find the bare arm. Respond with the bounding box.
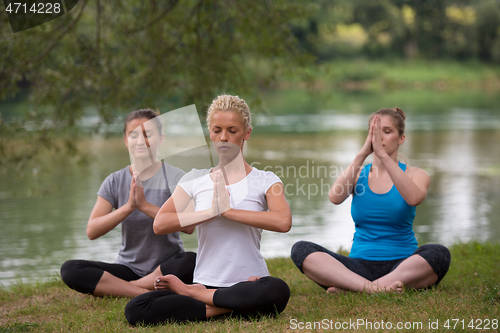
[329,154,367,205]
[372,117,430,206]
[86,173,139,240]
[218,173,292,233]
[329,125,374,205]
[86,195,134,240]
[178,200,196,234]
[379,155,430,206]
[87,171,192,239]
[153,185,218,235]
[155,172,292,234]
[133,172,195,234]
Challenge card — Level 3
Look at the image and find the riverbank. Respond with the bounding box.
[252,59,500,116]
[1,241,498,332]
[3,59,500,120]
[283,59,500,92]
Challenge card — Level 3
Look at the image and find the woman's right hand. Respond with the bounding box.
[216,171,232,216]
[329,119,374,205]
[87,193,135,240]
[126,174,137,212]
[153,183,220,235]
[87,173,137,240]
[210,177,220,217]
[359,119,374,158]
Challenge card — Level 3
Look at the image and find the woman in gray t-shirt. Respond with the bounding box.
[60,109,196,297]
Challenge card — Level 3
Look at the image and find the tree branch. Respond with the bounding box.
[96,0,101,55]
[125,0,181,34]
[0,77,79,167]
[0,0,88,82]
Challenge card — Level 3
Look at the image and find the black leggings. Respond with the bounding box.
[60,252,196,295]
[291,241,451,287]
[124,276,291,325]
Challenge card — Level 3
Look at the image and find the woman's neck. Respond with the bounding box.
[215,151,252,184]
[130,159,161,178]
[372,151,399,172]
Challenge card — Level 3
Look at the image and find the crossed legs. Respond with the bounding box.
[155,275,234,318]
[372,254,438,289]
[125,275,291,325]
[301,252,404,293]
[60,252,196,298]
[292,241,450,294]
[94,271,151,297]
[150,275,290,318]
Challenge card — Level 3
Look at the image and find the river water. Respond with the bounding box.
[1,92,500,287]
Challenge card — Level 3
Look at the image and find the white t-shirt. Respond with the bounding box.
[178,167,282,287]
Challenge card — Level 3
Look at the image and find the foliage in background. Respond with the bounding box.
[292,0,500,62]
[0,0,314,167]
[2,0,500,179]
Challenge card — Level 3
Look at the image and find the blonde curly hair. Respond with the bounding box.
[206,95,252,130]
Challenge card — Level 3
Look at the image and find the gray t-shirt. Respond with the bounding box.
[97,162,185,276]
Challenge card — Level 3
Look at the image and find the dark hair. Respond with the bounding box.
[123,109,162,135]
[368,107,406,136]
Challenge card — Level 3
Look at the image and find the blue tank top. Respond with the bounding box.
[349,162,418,260]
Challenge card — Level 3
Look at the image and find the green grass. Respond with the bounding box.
[1,241,499,332]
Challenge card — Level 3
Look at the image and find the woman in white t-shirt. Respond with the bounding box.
[125,95,292,325]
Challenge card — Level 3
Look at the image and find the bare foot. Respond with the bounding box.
[386,281,404,293]
[326,286,348,294]
[367,281,404,294]
[154,275,205,296]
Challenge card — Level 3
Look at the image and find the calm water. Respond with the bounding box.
[1,97,500,287]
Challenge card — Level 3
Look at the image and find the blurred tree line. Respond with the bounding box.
[292,0,500,62]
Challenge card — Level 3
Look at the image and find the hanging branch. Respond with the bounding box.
[0,0,89,82]
[125,0,181,34]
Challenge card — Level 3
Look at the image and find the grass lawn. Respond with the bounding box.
[1,241,499,332]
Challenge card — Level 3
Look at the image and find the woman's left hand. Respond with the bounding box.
[133,172,147,210]
[215,171,232,215]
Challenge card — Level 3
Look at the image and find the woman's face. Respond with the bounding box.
[371,115,405,154]
[124,117,163,161]
[209,110,251,158]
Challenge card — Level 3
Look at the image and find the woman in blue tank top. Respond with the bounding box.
[291,108,451,293]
